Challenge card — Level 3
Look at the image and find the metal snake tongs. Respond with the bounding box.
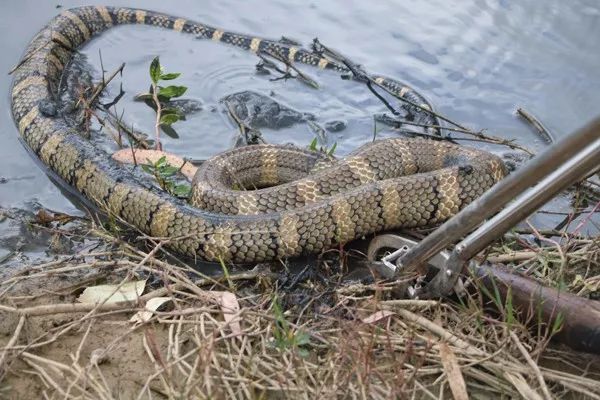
[367,234,463,298]
[371,118,600,299]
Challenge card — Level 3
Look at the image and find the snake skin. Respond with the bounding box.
[11,6,507,263]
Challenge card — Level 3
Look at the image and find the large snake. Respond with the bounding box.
[11,6,507,263]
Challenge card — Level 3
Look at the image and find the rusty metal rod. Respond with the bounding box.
[472,263,600,354]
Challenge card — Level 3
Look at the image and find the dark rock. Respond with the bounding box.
[324,120,346,133]
[167,99,203,116]
[221,91,313,130]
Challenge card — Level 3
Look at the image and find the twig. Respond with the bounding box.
[373,114,476,136]
[151,81,163,150]
[504,372,544,400]
[516,107,555,144]
[375,114,535,155]
[313,38,534,155]
[0,302,139,317]
[394,308,484,356]
[0,315,25,372]
[86,62,125,108]
[101,107,151,148]
[378,299,439,308]
[259,49,319,89]
[256,53,288,76]
[486,251,538,263]
[366,82,405,118]
[225,101,265,147]
[510,331,552,400]
[579,180,600,201]
[306,120,328,146]
[312,39,445,121]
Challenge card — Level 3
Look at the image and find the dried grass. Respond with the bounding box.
[0,204,598,399]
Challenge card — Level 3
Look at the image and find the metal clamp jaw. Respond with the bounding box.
[367,234,466,298]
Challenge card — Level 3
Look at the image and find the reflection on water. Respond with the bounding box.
[1,0,598,258]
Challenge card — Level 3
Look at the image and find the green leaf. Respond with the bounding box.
[155,156,167,167]
[327,142,337,156]
[161,107,183,117]
[297,348,309,358]
[158,85,187,99]
[308,137,318,151]
[160,72,181,80]
[149,57,161,85]
[552,312,565,334]
[173,184,191,197]
[159,165,180,176]
[141,164,153,174]
[159,113,180,126]
[295,331,310,346]
[159,124,180,139]
[133,92,153,102]
[142,99,158,112]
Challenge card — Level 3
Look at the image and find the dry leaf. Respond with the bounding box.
[213,291,242,336]
[35,209,74,225]
[78,280,146,304]
[130,297,173,323]
[112,149,197,180]
[362,310,395,324]
[439,342,468,400]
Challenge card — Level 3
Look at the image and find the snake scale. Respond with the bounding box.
[11,6,507,263]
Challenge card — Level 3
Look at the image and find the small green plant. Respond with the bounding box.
[138,56,188,149]
[271,295,311,357]
[141,156,191,198]
[551,311,565,335]
[308,137,337,157]
[218,256,235,290]
[103,214,123,238]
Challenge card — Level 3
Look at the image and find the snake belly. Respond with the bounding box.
[10,6,507,263]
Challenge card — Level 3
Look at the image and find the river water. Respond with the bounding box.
[1,0,599,261]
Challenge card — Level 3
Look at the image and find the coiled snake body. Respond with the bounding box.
[11,6,506,263]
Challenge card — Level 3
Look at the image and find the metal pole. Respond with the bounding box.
[456,136,600,261]
[396,118,600,274]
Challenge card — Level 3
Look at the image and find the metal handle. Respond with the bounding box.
[396,119,600,298]
[457,135,599,261]
[396,118,600,275]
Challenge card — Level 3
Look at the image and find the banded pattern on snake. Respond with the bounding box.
[11,6,507,263]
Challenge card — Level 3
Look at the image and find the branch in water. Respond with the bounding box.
[311,38,535,156]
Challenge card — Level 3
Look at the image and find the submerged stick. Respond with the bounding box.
[516,107,555,144]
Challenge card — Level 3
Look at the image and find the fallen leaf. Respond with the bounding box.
[78,280,146,304]
[130,297,173,323]
[35,209,74,225]
[213,291,242,336]
[439,342,468,400]
[362,310,395,324]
